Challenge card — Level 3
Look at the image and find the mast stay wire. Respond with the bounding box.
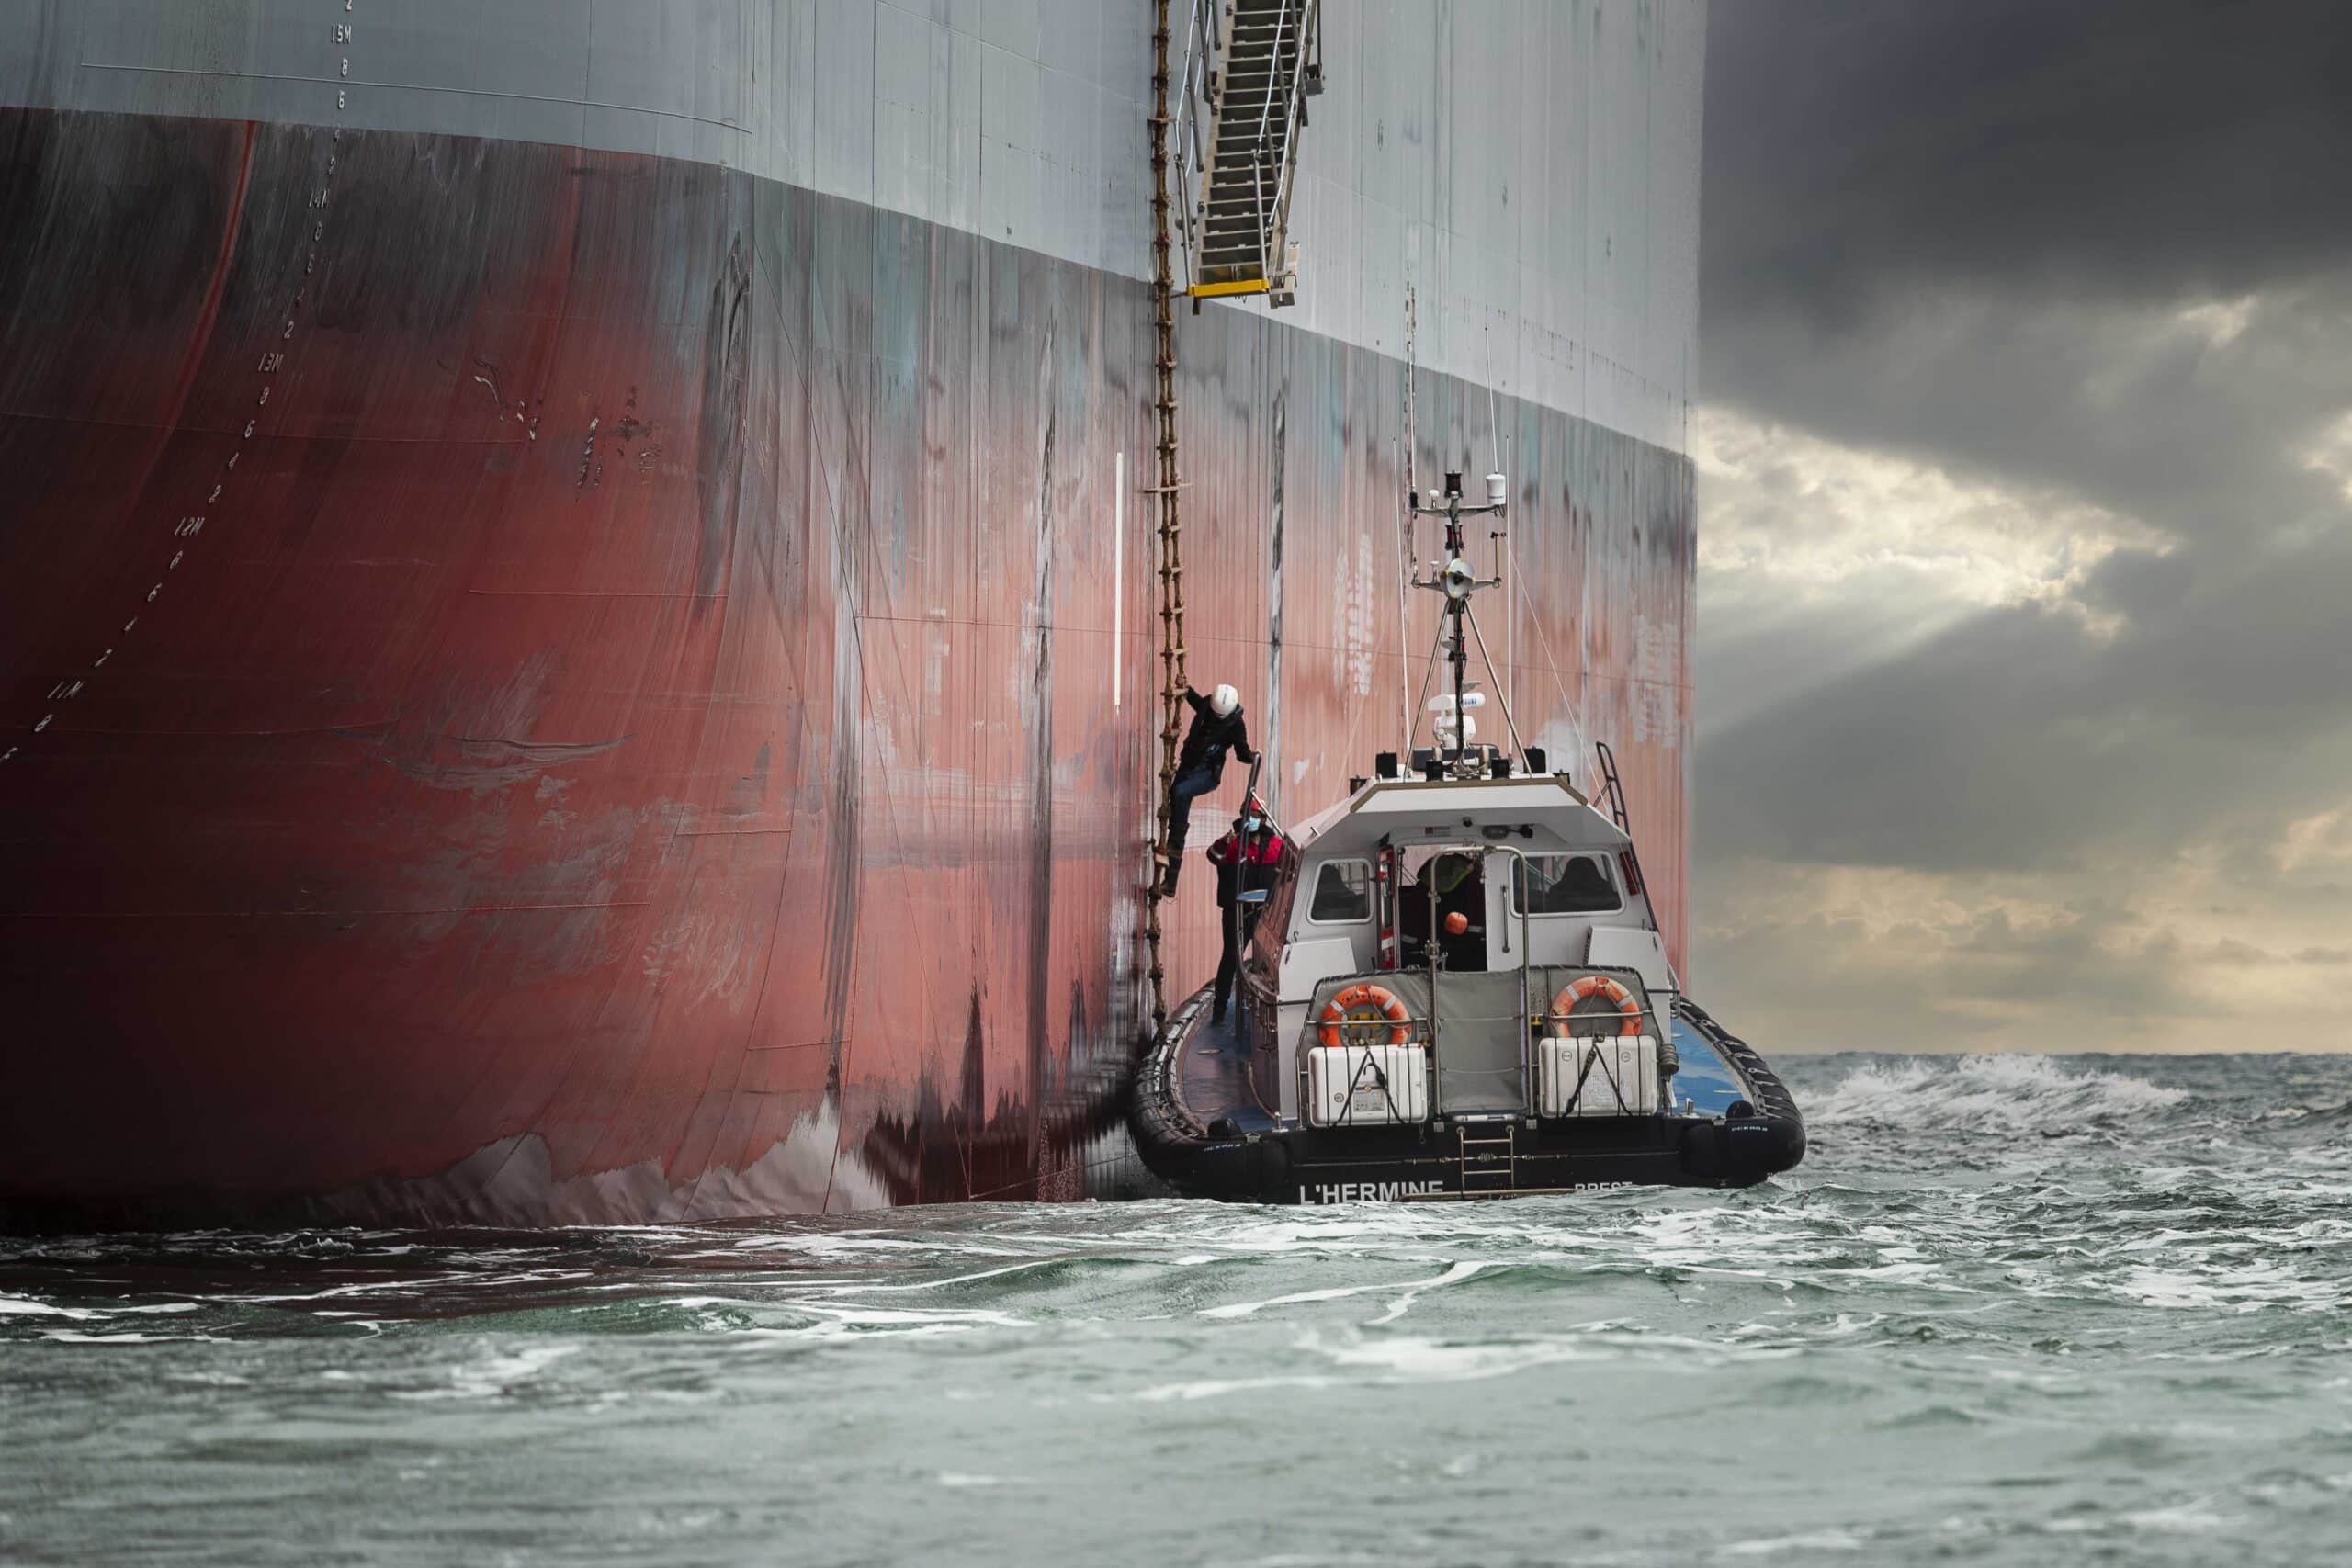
[1507,536,1592,788]
[1463,604,1530,766]
[1397,283,1419,767]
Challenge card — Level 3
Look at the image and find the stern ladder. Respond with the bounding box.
[1457,1117,1520,1195]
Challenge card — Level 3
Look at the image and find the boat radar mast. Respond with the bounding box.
[1408,469,1533,778]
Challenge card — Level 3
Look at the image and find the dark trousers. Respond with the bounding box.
[1165,765,1219,858]
[1213,905,1261,1020]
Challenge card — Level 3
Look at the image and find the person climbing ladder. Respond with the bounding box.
[1159,683,1255,896]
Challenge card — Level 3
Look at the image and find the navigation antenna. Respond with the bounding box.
[1407,470,1532,777]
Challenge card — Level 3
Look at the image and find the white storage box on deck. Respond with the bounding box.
[1536,1035,1660,1118]
[1305,1044,1430,1126]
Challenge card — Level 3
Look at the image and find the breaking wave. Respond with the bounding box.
[1803,1052,2188,1138]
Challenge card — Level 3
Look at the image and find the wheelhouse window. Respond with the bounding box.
[1307,859,1373,924]
[1510,853,1621,915]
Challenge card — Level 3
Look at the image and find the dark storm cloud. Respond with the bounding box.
[1705,1,2352,538]
[1706,0,2352,330]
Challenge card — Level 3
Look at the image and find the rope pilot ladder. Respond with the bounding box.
[1145,0,1190,1037]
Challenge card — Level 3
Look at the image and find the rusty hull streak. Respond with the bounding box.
[0,109,1691,1225]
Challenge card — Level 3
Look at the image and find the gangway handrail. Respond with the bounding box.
[1241,0,1288,288]
[1261,0,1321,292]
[1172,0,1213,292]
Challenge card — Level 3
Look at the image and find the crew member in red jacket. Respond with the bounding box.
[1206,801,1284,1026]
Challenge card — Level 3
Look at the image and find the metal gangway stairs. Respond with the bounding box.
[1174,0,1321,306]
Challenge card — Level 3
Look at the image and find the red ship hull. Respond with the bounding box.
[0,109,1693,1225]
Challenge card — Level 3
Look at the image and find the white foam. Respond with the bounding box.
[396,1342,580,1401]
[763,1259,1063,1297]
[729,1302,1033,1340]
[1200,1260,1487,1319]
[2116,1504,2234,1534]
[1310,1332,1603,1382]
[38,1330,196,1344]
[1724,1530,1866,1556]
[2114,1258,2347,1314]
[1808,1054,2186,1136]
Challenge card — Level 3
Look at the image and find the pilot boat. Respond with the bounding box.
[1131,475,1805,1204]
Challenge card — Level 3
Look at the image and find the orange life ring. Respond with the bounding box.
[1547,975,1643,1038]
[1318,983,1411,1049]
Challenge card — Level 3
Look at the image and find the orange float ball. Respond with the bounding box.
[1443,911,1469,935]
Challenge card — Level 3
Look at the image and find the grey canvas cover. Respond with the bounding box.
[1430,970,1533,1113]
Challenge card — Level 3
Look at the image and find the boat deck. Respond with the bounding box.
[1176,1010,1281,1134]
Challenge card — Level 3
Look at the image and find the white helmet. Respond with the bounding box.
[1210,683,1239,717]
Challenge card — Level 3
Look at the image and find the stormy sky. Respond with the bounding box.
[1691,1,2352,1052]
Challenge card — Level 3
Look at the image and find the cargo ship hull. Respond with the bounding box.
[0,5,1702,1225]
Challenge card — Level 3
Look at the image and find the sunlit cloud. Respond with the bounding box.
[2303,410,2352,502]
[1690,403,2163,726]
[2275,806,2352,875]
[2175,296,2259,350]
[1695,405,2154,621]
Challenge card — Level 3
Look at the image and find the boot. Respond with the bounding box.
[1159,858,1182,897]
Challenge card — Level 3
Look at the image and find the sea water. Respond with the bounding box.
[5,1053,2350,1566]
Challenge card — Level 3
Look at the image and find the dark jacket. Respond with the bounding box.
[1178,687,1256,780]
[1207,829,1285,909]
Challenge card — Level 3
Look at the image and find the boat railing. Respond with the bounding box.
[1296,995,1683,1125]
[1534,1005,1668,1034]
